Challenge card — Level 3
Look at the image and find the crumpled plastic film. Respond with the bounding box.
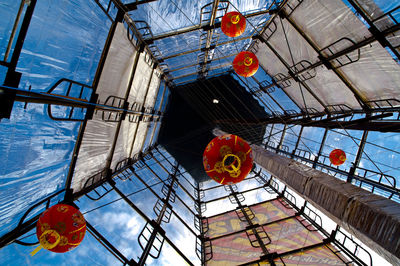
[130,122,151,158]
[338,41,400,104]
[285,0,400,107]
[96,23,137,102]
[0,103,74,236]
[71,22,138,193]
[110,119,139,171]
[129,53,153,106]
[254,39,323,111]
[144,69,162,108]
[286,0,372,49]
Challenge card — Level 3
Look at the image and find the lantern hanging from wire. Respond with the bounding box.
[203,134,253,185]
[329,149,346,166]
[221,11,246,37]
[31,204,86,255]
[233,51,259,77]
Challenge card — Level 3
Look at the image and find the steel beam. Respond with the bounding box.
[161,35,251,61]
[169,53,236,73]
[1,0,37,119]
[86,222,135,265]
[147,8,272,41]
[198,0,220,76]
[291,125,303,157]
[173,62,231,80]
[216,111,400,132]
[313,128,328,168]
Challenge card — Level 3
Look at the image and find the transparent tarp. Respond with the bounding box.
[0,0,110,236]
[254,0,400,111]
[71,22,162,192]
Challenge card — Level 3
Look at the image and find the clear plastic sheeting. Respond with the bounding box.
[286,0,372,48]
[72,22,147,193]
[255,14,361,110]
[254,41,322,110]
[144,69,162,107]
[253,0,400,111]
[130,122,151,157]
[129,0,276,81]
[96,23,137,101]
[287,0,400,106]
[128,0,275,35]
[17,0,111,92]
[0,103,72,236]
[0,0,110,237]
[338,41,400,103]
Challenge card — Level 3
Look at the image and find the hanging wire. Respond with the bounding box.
[82,178,167,215]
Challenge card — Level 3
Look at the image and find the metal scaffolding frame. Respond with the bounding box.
[1,0,400,265]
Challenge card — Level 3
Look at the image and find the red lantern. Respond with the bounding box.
[329,149,346,166]
[34,204,86,254]
[233,51,259,77]
[203,134,253,185]
[221,11,246,37]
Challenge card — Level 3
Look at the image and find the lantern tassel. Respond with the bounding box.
[30,245,43,256]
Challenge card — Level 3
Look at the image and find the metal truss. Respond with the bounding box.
[143,4,278,41]
[215,101,400,132]
[264,133,400,202]
[0,141,380,265]
[194,167,371,265]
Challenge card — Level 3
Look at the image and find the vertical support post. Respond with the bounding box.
[291,125,303,158]
[277,124,287,152]
[347,130,368,183]
[313,128,328,168]
[127,49,152,158]
[138,64,158,152]
[265,124,275,147]
[1,0,38,119]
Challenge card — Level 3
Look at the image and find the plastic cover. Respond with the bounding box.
[0,0,110,236]
[254,0,400,111]
[71,22,160,192]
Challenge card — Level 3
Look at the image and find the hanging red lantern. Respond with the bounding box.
[203,134,253,185]
[329,149,346,166]
[32,204,86,255]
[233,51,259,77]
[221,11,246,37]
